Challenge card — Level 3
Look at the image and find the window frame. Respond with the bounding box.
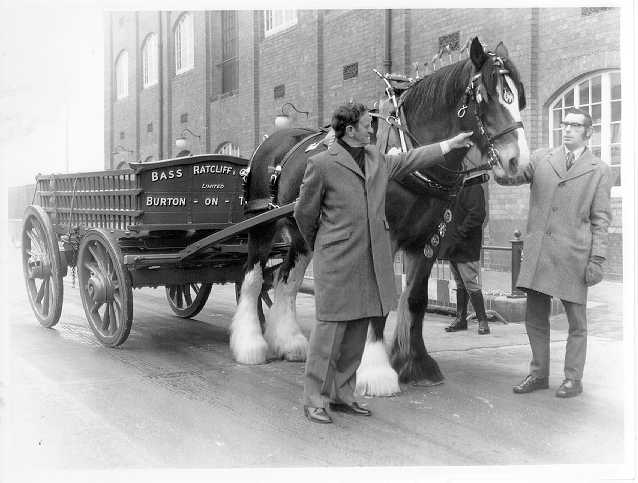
[175,13,194,75]
[115,50,129,100]
[142,33,158,88]
[548,69,622,196]
[221,11,238,94]
[263,10,297,38]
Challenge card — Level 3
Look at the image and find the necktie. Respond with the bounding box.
[565,151,575,171]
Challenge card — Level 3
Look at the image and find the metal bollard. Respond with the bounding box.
[509,230,525,298]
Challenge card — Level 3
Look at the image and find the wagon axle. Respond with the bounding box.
[85,270,115,307]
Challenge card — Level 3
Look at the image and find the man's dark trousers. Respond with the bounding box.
[526,289,588,381]
[303,317,379,408]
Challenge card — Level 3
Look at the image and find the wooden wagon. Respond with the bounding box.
[21,154,294,347]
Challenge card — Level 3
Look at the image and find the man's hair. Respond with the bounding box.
[565,107,593,128]
[331,102,368,139]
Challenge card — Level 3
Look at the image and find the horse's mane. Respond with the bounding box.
[402,52,526,118]
[402,59,472,119]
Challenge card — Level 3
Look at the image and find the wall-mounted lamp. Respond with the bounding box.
[175,128,202,151]
[274,102,310,129]
[111,145,134,156]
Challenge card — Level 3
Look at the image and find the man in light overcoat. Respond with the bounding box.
[294,102,473,423]
[494,107,612,398]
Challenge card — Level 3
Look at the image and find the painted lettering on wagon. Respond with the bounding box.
[151,168,183,181]
[193,164,234,176]
[145,196,187,206]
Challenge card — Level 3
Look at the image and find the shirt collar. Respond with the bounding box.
[564,145,587,159]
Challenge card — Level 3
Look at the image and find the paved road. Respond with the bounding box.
[1,246,632,480]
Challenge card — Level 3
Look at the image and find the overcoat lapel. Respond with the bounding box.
[547,148,567,179]
[564,149,597,182]
[328,142,365,179]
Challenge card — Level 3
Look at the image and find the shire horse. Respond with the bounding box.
[230,38,531,396]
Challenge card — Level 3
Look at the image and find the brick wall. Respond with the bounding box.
[105,8,623,278]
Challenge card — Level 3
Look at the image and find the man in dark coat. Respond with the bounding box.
[294,102,473,423]
[494,107,612,398]
[438,178,489,335]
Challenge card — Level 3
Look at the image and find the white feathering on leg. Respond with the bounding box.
[356,324,400,397]
[264,253,310,362]
[230,264,268,364]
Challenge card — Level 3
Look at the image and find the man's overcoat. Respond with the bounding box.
[438,183,486,263]
[294,141,444,321]
[497,146,612,304]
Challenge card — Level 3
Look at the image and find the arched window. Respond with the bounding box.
[549,70,621,188]
[115,51,129,100]
[216,142,240,157]
[175,13,194,74]
[142,33,158,88]
[143,155,154,163]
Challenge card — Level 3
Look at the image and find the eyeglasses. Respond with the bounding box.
[560,121,586,129]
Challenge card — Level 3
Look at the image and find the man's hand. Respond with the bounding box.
[585,259,604,286]
[447,131,474,151]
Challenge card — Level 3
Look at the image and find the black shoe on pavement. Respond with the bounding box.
[513,375,549,394]
[304,406,333,424]
[329,402,371,416]
[555,379,583,398]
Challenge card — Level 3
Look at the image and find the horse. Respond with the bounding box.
[229,38,531,396]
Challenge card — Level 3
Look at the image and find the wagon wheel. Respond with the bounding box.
[21,205,64,328]
[77,229,133,347]
[165,283,212,318]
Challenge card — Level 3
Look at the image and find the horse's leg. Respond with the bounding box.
[230,223,277,365]
[390,249,444,385]
[355,314,400,397]
[264,226,311,362]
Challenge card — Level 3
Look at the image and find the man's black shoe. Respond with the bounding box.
[329,402,371,416]
[512,375,549,394]
[304,406,333,424]
[556,379,583,398]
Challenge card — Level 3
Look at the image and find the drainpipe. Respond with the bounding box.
[383,10,392,73]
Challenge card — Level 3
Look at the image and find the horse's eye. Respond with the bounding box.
[502,85,514,104]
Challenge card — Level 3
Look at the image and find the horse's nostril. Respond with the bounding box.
[509,157,519,171]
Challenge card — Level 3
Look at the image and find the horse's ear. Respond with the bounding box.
[495,41,509,59]
[470,37,487,69]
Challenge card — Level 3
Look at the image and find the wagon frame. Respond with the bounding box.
[22,154,294,347]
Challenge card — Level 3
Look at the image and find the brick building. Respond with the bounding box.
[104,8,623,278]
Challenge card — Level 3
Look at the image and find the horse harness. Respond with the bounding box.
[371,55,519,258]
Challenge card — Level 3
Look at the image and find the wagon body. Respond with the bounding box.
[22,154,293,346]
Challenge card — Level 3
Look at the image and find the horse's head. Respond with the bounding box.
[466,37,530,177]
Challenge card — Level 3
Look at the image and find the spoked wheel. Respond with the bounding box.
[21,206,64,328]
[77,229,133,347]
[165,283,212,318]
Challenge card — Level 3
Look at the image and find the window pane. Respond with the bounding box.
[591,146,601,158]
[611,166,621,187]
[591,75,601,102]
[564,89,574,107]
[579,81,589,106]
[610,72,621,100]
[553,130,562,146]
[553,108,562,126]
[611,100,621,122]
[591,104,601,124]
[610,144,621,166]
[611,123,621,143]
[591,125,601,145]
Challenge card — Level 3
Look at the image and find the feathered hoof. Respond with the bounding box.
[355,341,400,397]
[281,334,308,362]
[391,352,445,385]
[230,333,268,365]
[356,367,400,397]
